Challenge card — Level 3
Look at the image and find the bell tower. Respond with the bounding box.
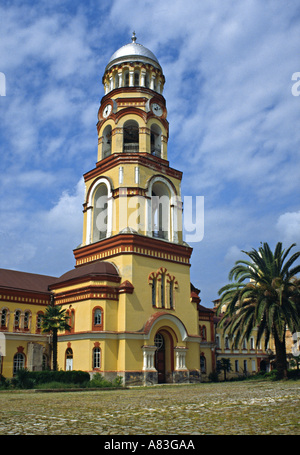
[65,34,202,385]
[74,33,192,267]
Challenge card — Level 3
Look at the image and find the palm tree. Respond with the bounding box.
[41,298,71,371]
[217,358,232,381]
[217,242,300,379]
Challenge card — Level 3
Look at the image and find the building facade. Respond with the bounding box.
[0,35,216,386]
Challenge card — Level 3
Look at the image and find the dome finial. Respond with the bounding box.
[131,31,137,43]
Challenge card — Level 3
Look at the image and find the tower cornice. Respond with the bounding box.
[83,152,182,183]
[74,233,192,268]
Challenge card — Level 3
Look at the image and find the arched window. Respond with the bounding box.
[93,347,101,369]
[161,273,165,308]
[13,352,25,375]
[123,120,139,153]
[93,184,108,242]
[152,182,170,240]
[14,310,21,330]
[169,281,174,309]
[36,312,43,333]
[102,125,112,159]
[124,70,129,87]
[24,311,31,330]
[200,325,207,341]
[152,278,157,307]
[66,347,73,371]
[145,72,150,88]
[151,124,162,157]
[114,73,119,89]
[1,308,8,329]
[94,309,102,325]
[134,70,140,86]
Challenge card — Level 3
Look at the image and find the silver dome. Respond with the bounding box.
[105,33,162,72]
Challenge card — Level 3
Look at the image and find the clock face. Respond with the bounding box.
[151,103,163,117]
[103,104,112,118]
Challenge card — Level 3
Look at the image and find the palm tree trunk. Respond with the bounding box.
[274,333,288,379]
[52,328,58,371]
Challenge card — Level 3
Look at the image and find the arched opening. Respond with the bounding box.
[24,311,31,330]
[134,70,140,86]
[102,125,112,159]
[145,71,150,88]
[92,184,108,242]
[151,124,162,157]
[151,181,170,240]
[92,307,103,331]
[200,354,206,374]
[114,73,119,89]
[1,308,8,328]
[123,120,139,153]
[14,310,21,330]
[93,346,101,370]
[13,352,25,376]
[124,70,129,87]
[66,348,73,371]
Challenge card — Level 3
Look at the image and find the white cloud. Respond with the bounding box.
[224,245,244,265]
[41,178,85,235]
[276,211,300,245]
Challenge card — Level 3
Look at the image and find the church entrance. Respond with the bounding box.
[154,332,165,383]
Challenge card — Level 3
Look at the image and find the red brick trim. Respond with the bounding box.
[74,233,192,267]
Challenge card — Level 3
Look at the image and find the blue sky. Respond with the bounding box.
[0,0,300,307]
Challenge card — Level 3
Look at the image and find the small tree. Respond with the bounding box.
[41,299,71,371]
[217,358,232,381]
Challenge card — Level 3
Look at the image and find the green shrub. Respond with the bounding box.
[88,373,113,388]
[87,373,123,388]
[27,370,90,385]
[9,369,90,389]
[112,375,123,387]
[12,368,35,389]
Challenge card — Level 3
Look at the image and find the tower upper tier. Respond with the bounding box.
[102,32,165,95]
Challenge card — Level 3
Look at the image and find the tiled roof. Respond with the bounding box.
[0,268,58,294]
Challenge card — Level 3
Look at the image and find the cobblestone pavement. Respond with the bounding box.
[0,381,299,435]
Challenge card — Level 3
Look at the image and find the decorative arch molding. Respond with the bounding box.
[85,177,113,245]
[146,174,178,201]
[114,108,148,125]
